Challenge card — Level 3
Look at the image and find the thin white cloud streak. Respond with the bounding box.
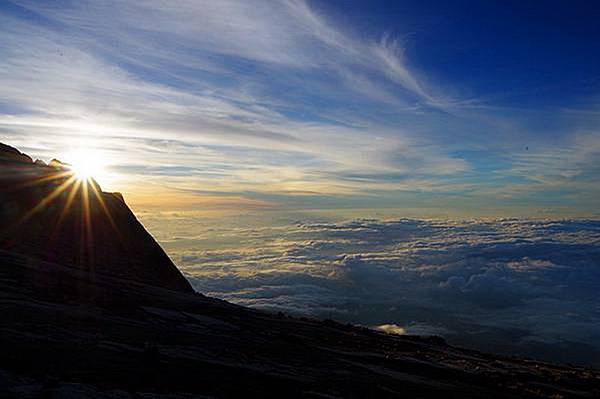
[372,34,434,103]
[510,132,600,182]
[475,131,600,205]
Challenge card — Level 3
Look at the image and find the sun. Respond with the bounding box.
[67,149,106,181]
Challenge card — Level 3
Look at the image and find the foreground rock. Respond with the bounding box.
[0,143,598,398]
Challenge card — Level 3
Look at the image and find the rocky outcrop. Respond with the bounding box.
[0,143,32,163]
[0,143,193,293]
[48,158,66,168]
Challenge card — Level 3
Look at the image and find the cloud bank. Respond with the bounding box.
[142,214,600,366]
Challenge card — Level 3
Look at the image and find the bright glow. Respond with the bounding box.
[67,148,107,181]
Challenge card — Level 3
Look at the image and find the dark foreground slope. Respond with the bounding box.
[0,144,598,398]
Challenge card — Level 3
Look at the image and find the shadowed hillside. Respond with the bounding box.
[0,143,193,293]
[0,143,598,398]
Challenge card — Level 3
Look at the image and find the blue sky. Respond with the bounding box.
[1,0,599,216]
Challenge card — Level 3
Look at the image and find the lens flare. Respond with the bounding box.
[67,149,106,180]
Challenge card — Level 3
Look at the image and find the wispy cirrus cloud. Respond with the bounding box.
[9,0,442,104]
[0,0,469,204]
[0,0,598,213]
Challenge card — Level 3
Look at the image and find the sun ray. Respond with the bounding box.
[48,178,83,242]
[80,178,94,266]
[17,174,78,226]
[4,147,114,267]
[88,179,121,238]
[6,170,74,193]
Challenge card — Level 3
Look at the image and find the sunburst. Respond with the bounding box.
[9,148,120,264]
[67,148,107,181]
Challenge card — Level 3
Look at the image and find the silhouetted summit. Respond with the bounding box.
[0,143,598,398]
[0,142,33,163]
[0,143,192,293]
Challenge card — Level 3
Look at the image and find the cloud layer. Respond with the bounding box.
[141,214,600,366]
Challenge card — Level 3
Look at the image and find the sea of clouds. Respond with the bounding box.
[143,215,600,366]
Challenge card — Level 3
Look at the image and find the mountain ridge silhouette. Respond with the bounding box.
[0,143,193,293]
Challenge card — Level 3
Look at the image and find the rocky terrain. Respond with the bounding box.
[0,143,598,398]
[0,143,192,293]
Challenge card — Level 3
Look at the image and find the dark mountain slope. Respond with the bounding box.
[0,145,192,293]
[0,143,598,398]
